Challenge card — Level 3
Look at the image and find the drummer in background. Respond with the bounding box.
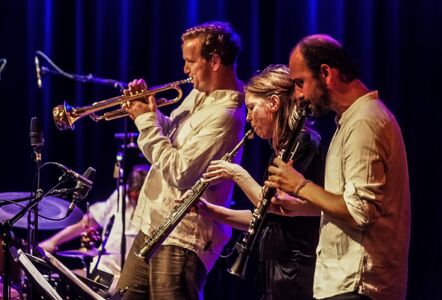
[39,164,149,291]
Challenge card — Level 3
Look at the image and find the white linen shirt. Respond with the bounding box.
[314,91,410,300]
[132,88,245,272]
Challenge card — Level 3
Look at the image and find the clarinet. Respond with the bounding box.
[135,129,254,261]
[228,101,311,278]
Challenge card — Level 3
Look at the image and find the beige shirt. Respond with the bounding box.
[132,88,245,271]
[314,91,410,300]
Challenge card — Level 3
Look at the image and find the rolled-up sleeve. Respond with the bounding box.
[342,119,386,227]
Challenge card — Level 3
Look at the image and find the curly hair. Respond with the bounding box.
[245,64,298,151]
[181,21,241,66]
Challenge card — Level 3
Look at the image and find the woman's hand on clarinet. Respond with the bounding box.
[268,191,303,216]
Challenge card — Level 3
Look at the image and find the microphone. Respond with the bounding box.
[35,56,42,88]
[29,117,44,152]
[56,164,95,189]
[0,58,6,80]
[67,167,96,215]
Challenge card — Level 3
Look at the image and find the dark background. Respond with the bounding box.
[0,0,441,299]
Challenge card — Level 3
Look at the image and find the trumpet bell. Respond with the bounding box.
[53,101,77,130]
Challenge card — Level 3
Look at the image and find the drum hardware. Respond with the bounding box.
[56,247,113,280]
[1,187,67,300]
[0,187,86,298]
[0,282,20,300]
[56,248,113,258]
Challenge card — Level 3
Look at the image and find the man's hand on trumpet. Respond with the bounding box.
[123,78,157,120]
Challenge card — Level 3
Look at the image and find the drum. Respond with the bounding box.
[0,236,24,292]
[0,282,21,300]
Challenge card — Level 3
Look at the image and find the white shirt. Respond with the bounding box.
[314,91,410,300]
[89,188,138,276]
[132,88,245,271]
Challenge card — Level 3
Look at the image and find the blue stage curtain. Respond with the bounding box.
[0,0,441,298]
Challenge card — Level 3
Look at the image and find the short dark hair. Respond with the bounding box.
[182,21,241,66]
[297,34,358,83]
[128,164,149,193]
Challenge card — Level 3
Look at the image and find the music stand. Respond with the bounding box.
[9,247,63,300]
[40,249,106,300]
[26,251,110,294]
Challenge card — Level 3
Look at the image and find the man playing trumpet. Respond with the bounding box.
[116,22,245,300]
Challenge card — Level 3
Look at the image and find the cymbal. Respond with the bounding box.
[0,192,83,230]
[56,247,113,258]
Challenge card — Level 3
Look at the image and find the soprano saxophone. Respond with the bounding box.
[135,129,254,260]
[228,101,311,278]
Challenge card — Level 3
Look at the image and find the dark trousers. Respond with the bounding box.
[116,231,207,300]
[318,292,373,300]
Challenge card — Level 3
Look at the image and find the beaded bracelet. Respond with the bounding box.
[294,179,311,198]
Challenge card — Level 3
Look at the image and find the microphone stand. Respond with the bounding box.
[28,146,42,257]
[36,50,126,91]
[1,191,46,300]
[116,122,129,270]
[91,215,115,275]
[27,120,44,300]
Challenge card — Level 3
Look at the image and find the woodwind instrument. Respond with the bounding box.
[135,129,254,261]
[227,101,311,278]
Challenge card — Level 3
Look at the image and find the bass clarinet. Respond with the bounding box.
[228,101,311,278]
[135,129,255,261]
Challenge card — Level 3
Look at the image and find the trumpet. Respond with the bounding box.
[52,78,192,130]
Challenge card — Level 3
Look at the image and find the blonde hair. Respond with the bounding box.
[245,64,297,151]
[181,21,241,66]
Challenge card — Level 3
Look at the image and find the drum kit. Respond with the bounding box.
[0,129,142,299]
[0,192,114,299]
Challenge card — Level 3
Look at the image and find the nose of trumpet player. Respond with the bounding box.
[123,78,157,120]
